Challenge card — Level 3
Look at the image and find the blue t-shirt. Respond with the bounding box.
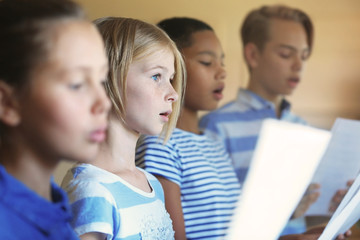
[0,164,78,240]
[62,163,174,240]
[136,128,241,240]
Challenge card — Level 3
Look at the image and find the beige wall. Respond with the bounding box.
[75,0,360,129]
[55,0,360,184]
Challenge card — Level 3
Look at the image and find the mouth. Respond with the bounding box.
[89,125,107,143]
[288,77,300,88]
[213,84,225,100]
[159,111,172,122]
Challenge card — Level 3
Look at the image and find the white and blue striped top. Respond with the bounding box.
[199,88,308,235]
[61,163,174,240]
[136,128,241,240]
[200,88,307,184]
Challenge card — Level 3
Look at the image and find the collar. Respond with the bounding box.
[0,164,73,234]
[236,88,291,113]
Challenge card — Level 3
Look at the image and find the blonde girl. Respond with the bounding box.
[62,17,185,240]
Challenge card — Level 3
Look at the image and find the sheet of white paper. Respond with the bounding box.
[227,119,331,240]
[318,173,360,239]
[306,118,360,216]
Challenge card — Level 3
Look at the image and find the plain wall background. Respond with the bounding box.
[55,0,360,183]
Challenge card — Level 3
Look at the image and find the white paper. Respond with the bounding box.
[227,119,331,240]
[318,172,360,239]
[306,118,360,216]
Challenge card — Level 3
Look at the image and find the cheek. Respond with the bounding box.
[39,97,86,133]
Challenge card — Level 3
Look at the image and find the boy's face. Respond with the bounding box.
[250,19,310,100]
[182,30,226,112]
[17,21,110,164]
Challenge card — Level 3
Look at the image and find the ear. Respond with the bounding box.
[0,80,21,126]
[244,42,260,69]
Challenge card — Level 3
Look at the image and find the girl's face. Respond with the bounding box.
[17,21,111,163]
[181,30,226,112]
[124,48,178,135]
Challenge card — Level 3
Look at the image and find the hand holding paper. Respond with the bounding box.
[227,119,331,240]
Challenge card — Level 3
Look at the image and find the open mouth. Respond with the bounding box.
[159,111,171,122]
[213,85,224,100]
[288,77,300,88]
[160,112,169,117]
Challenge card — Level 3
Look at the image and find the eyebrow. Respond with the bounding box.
[197,51,225,59]
[146,65,168,72]
[278,44,310,52]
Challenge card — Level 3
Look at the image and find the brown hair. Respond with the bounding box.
[241,5,314,52]
[94,17,186,142]
[0,0,85,89]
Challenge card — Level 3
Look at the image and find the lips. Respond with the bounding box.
[159,110,172,122]
[89,126,107,143]
[213,83,225,101]
[288,77,300,88]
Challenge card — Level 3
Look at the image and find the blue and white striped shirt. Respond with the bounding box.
[200,88,307,184]
[136,128,241,240]
[61,163,174,240]
[199,88,307,235]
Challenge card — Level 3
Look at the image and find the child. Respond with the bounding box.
[199,4,317,234]
[0,0,110,239]
[135,17,241,240]
[135,17,351,240]
[61,17,186,240]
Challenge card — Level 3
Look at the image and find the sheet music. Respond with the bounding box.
[306,118,360,216]
[227,119,331,240]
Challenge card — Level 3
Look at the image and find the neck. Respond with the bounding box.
[247,77,283,118]
[176,107,201,134]
[0,140,54,201]
[92,118,139,173]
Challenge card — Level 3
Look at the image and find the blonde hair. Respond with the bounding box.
[94,17,185,142]
[241,5,314,52]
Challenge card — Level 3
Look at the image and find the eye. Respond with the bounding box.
[279,52,291,59]
[151,73,161,81]
[68,82,83,90]
[301,51,311,61]
[199,61,211,66]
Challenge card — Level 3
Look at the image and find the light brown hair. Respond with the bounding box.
[241,5,314,53]
[94,17,186,142]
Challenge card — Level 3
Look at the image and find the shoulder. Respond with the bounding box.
[62,164,117,205]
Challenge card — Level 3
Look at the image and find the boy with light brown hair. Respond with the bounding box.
[200,4,317,234]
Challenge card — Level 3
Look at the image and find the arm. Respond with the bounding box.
[80,232,106,240]
[156,175,187,240]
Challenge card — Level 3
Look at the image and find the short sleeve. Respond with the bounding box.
[136,135,182,187]
[65,180,119,239]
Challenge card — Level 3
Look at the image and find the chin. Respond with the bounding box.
[142,128,163,136]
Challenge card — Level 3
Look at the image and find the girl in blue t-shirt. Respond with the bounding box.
[61,17,186,240]
[0,0,111,239]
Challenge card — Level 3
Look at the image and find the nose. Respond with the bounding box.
[292,55,304,72]
[215,65,227,81]
[92,83,111,115]
[165,84,179,103]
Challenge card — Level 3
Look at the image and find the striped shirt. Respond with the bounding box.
[199,88,307,234]
[200,88,307,184]
[61,164,174,240]
[136,128,241,240]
